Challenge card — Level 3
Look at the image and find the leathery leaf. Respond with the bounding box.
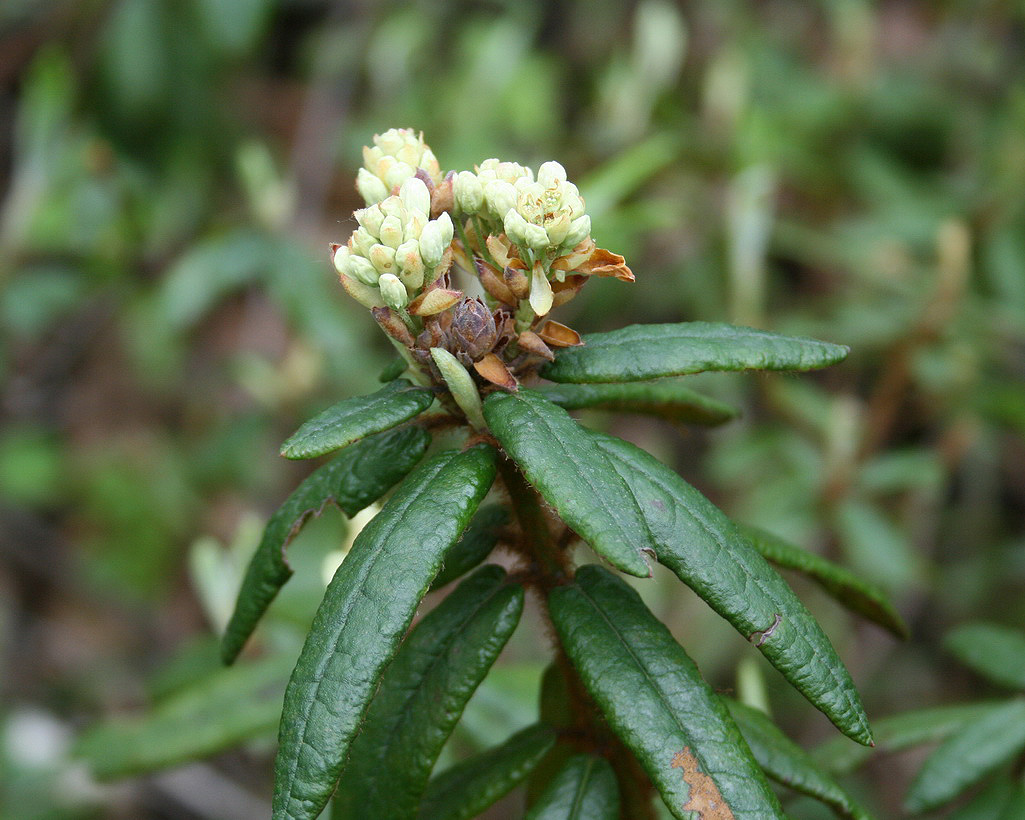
[272,444,497,820]
[417,723,557,820]
[549,564,784,820]
[538,381,738,427]
[525,754,620,820]
[332,565,524,819]
[482,390,651,578]
[280,378,434,459]
[724,699,873,820]
[430,504,509,591]
[222,426,431,663]
[542,321,849,383]
[589,430,873,747]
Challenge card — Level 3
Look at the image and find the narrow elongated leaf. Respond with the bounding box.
[417,724,557,820]
[222,427,431,663]
[482,390,651,577]
[945,624,1025,690]
[430,504,509,590]
[740,525,908,639]
[542,322,849,383]
[724,699,872,820]
[77,654,292,780]
[280,379,434,459]
[590,431,873,747]
[272,445,498,820]
[906,698,1025,812]
[550,565,784,820]
[525,754,619,820]
[332,565,524,820]
[817,702,1004,775]
[538,381,738,426]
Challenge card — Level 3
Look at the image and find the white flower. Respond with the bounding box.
[357,129,442,205]
[453,171,484,214]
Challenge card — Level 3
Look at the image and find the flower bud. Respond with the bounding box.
[524,222,550,252]
[351,227,375,256]
[453,171,484,214]
[419,217,450,268]
[383,160,414,190]
[395,238,424,279]
[399,177,431,218]
[356,168,389,204]
[537,160,567,188]
[332,245,351,276]
[563,214,591,248]
[369,243,397,275]
[378,273,408,311]
[356,204,385,237]
[451,298,497,360]
[378,215,404,249]
[484,180,517,221]
[379,196,404,220]
[348,254,380,286]
[503,209,530,246]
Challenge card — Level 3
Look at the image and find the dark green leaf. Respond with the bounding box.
[525,754,619,820]
[945,624,1025,690]
[538,381,738,426]
[724,699,873,820]
[280,379,434,460]
[549,565,783,820]
[541,322,849,383]
[589,431,873,747]
[482,390,651,578]
[77,654,292,780]
[740,525,908,639]
[332,565,524,820]
[272,445,498,820]
[997,783,1025,820]
[222,427,431,664]
[417,724,556,820]
[379,356,408,382]
[430,504,510,591]
[905,698,1025,812]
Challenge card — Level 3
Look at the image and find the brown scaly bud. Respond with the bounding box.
[372,307,415,346]
[538,320,583,348]
[517,330,555,361]
[475,258,517,306]
[451,297,497,360]
[503,266,530,300]
[430,170,454,218]
[415,316,448,352]
[474,353,518,391]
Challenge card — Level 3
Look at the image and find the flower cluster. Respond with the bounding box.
[356,128,442,205]
[333,177,453,311]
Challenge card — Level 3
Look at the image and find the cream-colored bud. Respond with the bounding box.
[436,211,454,246]
[563,214,591,248]
[524,223,550,252]
[363,145,382,170]
[332,245,351,276]
[395,238,425,288]
[378,215,404,249]
[485,180,517,220]
[369,244,397,275]
[537,161,567,188]
[348,254,380,286]
[529,261,554,316]
[378,273,408,310]
[545,212,571,246]
[503,209,530,246]
[351,227,375,256]
[404,210,427,241]
[400,177,431,218]
[453,171,484,214]
[379,196,404,219]
[377,129,406,155]
[356,204,385,237]
[383,160,414,190]
[419,218,449,268]
[420,148,441,181]
[356,168,389,204]
[395,143,420,168]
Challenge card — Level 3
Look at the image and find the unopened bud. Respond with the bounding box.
[369,244,397,275]
[537,160,567,188]
[503,209,530,246]
[419,215,451,268]
[395,239,425,287]
[356,204,385,237]
[399,177,431,218]
[524,222,550,252]
[348,254,380,286]
[451,298,497,360]
[333,245,351,276]
[356,168,389,204]
[454,171,484,214]
[563,214,591,248]
[484,180,517,221]
[383,160,414,190]
[378,273,408,311]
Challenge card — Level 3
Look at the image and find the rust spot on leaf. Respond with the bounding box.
[671,747,735,820]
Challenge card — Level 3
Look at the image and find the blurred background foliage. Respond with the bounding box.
[1,0,1023,817]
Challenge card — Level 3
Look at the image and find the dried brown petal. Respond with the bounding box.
[475,259,517,306]
[473,353,518,391]
[372,307,415,346]
[537,320,583,348]
[576,247,634,282]
[516,330,554,361]
[408,288,463,316]
[429,173,453,218]
[503,266,530,300]
[551,274,587,308]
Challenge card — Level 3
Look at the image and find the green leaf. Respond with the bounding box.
[817,703,1004,775]
[379,356,408,382]
[482,390,652,578]
[541,322,849,383]
[525,754,620,820]
[431,504,510,591]
[272,445,498,820]
[549,565,783,820]
[222,426,431,664]
[740,525,908,639]
[945,624,1025,690]
[280,379,434,460]
[538,381,738,426]
[332,565,524,820]
[905,698,1025,812]
[724,699,873,820]
[589,431,873,747]
[76,654,292,780]
[417,724,556,820]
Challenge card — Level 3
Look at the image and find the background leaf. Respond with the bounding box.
[525,754,619,820]
[945,624,1025,691]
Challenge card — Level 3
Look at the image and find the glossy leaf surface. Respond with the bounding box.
[542,322,849,383]
[483,390,651,577]
[417,724,556,820]
[590,431,873,746]
[280,378,434,459]
[741,524,908,639]
[538,381,738,426]
[549,564,784,819]
[332,565,524,819]
[272,445,498,820]
[525,754,619,820]
[222,426,431,663]
[430,504,509,591]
